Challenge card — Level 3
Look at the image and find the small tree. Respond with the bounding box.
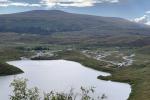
[80,86,95,100]
[10,78,106,100]
[28,87,40,100]
[10,78,40,100]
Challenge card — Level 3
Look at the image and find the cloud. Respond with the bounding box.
[40,0,120,7]
[0,0,41,7]
[0,0,119,7]
[145,11,150,14]
[133,10,150,25]
[0,0,8,1]
[133,15,150,25]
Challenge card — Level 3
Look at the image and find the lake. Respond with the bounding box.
[0,60,131,100]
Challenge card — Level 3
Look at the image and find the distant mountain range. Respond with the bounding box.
[0,10,150,35]
[0,10,150,47]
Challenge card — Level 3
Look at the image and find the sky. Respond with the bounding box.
[0,0,150,25]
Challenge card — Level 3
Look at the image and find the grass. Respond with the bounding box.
[100,63,150,100]
[103,53,124,63]
[0,47,32,75]
[0,62,23,76]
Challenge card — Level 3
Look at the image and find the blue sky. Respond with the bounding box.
[0,0,150,24]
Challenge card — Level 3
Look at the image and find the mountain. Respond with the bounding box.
[0,10,150,47]
[0,10,150,35]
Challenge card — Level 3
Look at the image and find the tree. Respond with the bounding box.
[10,78,106,100]
[10,78,40,100]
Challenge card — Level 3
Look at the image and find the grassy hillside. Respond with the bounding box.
[0,47,32,75]
[0,62,23,76]
[0,32,150,47]
[136,46,150,54]
[0,10,150,48]
[0,10,150,35]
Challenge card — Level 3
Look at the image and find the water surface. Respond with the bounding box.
[0,60,131,100]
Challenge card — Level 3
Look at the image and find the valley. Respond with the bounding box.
[0,10,150,100]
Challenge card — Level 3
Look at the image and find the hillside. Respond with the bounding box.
[0,10,150,35]
[0,10,150,47]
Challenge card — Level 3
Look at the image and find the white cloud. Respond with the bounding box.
[0,0,119,7]
[0,0,41,7]
[145,11,150,14]
[133,10,150,25]
[40,0,120,7]
[0,0,8,1]
[133,15,150,25]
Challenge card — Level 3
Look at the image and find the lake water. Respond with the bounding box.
[0,60,131,100]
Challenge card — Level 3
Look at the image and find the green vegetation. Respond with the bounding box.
[99,63,150,100]
[0,62,23,76]
[10,78,106,100]
[1,10,150,36]
[0,10,150,48]
[0,47,32,75]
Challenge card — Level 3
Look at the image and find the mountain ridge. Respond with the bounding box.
[0,10,150,35]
